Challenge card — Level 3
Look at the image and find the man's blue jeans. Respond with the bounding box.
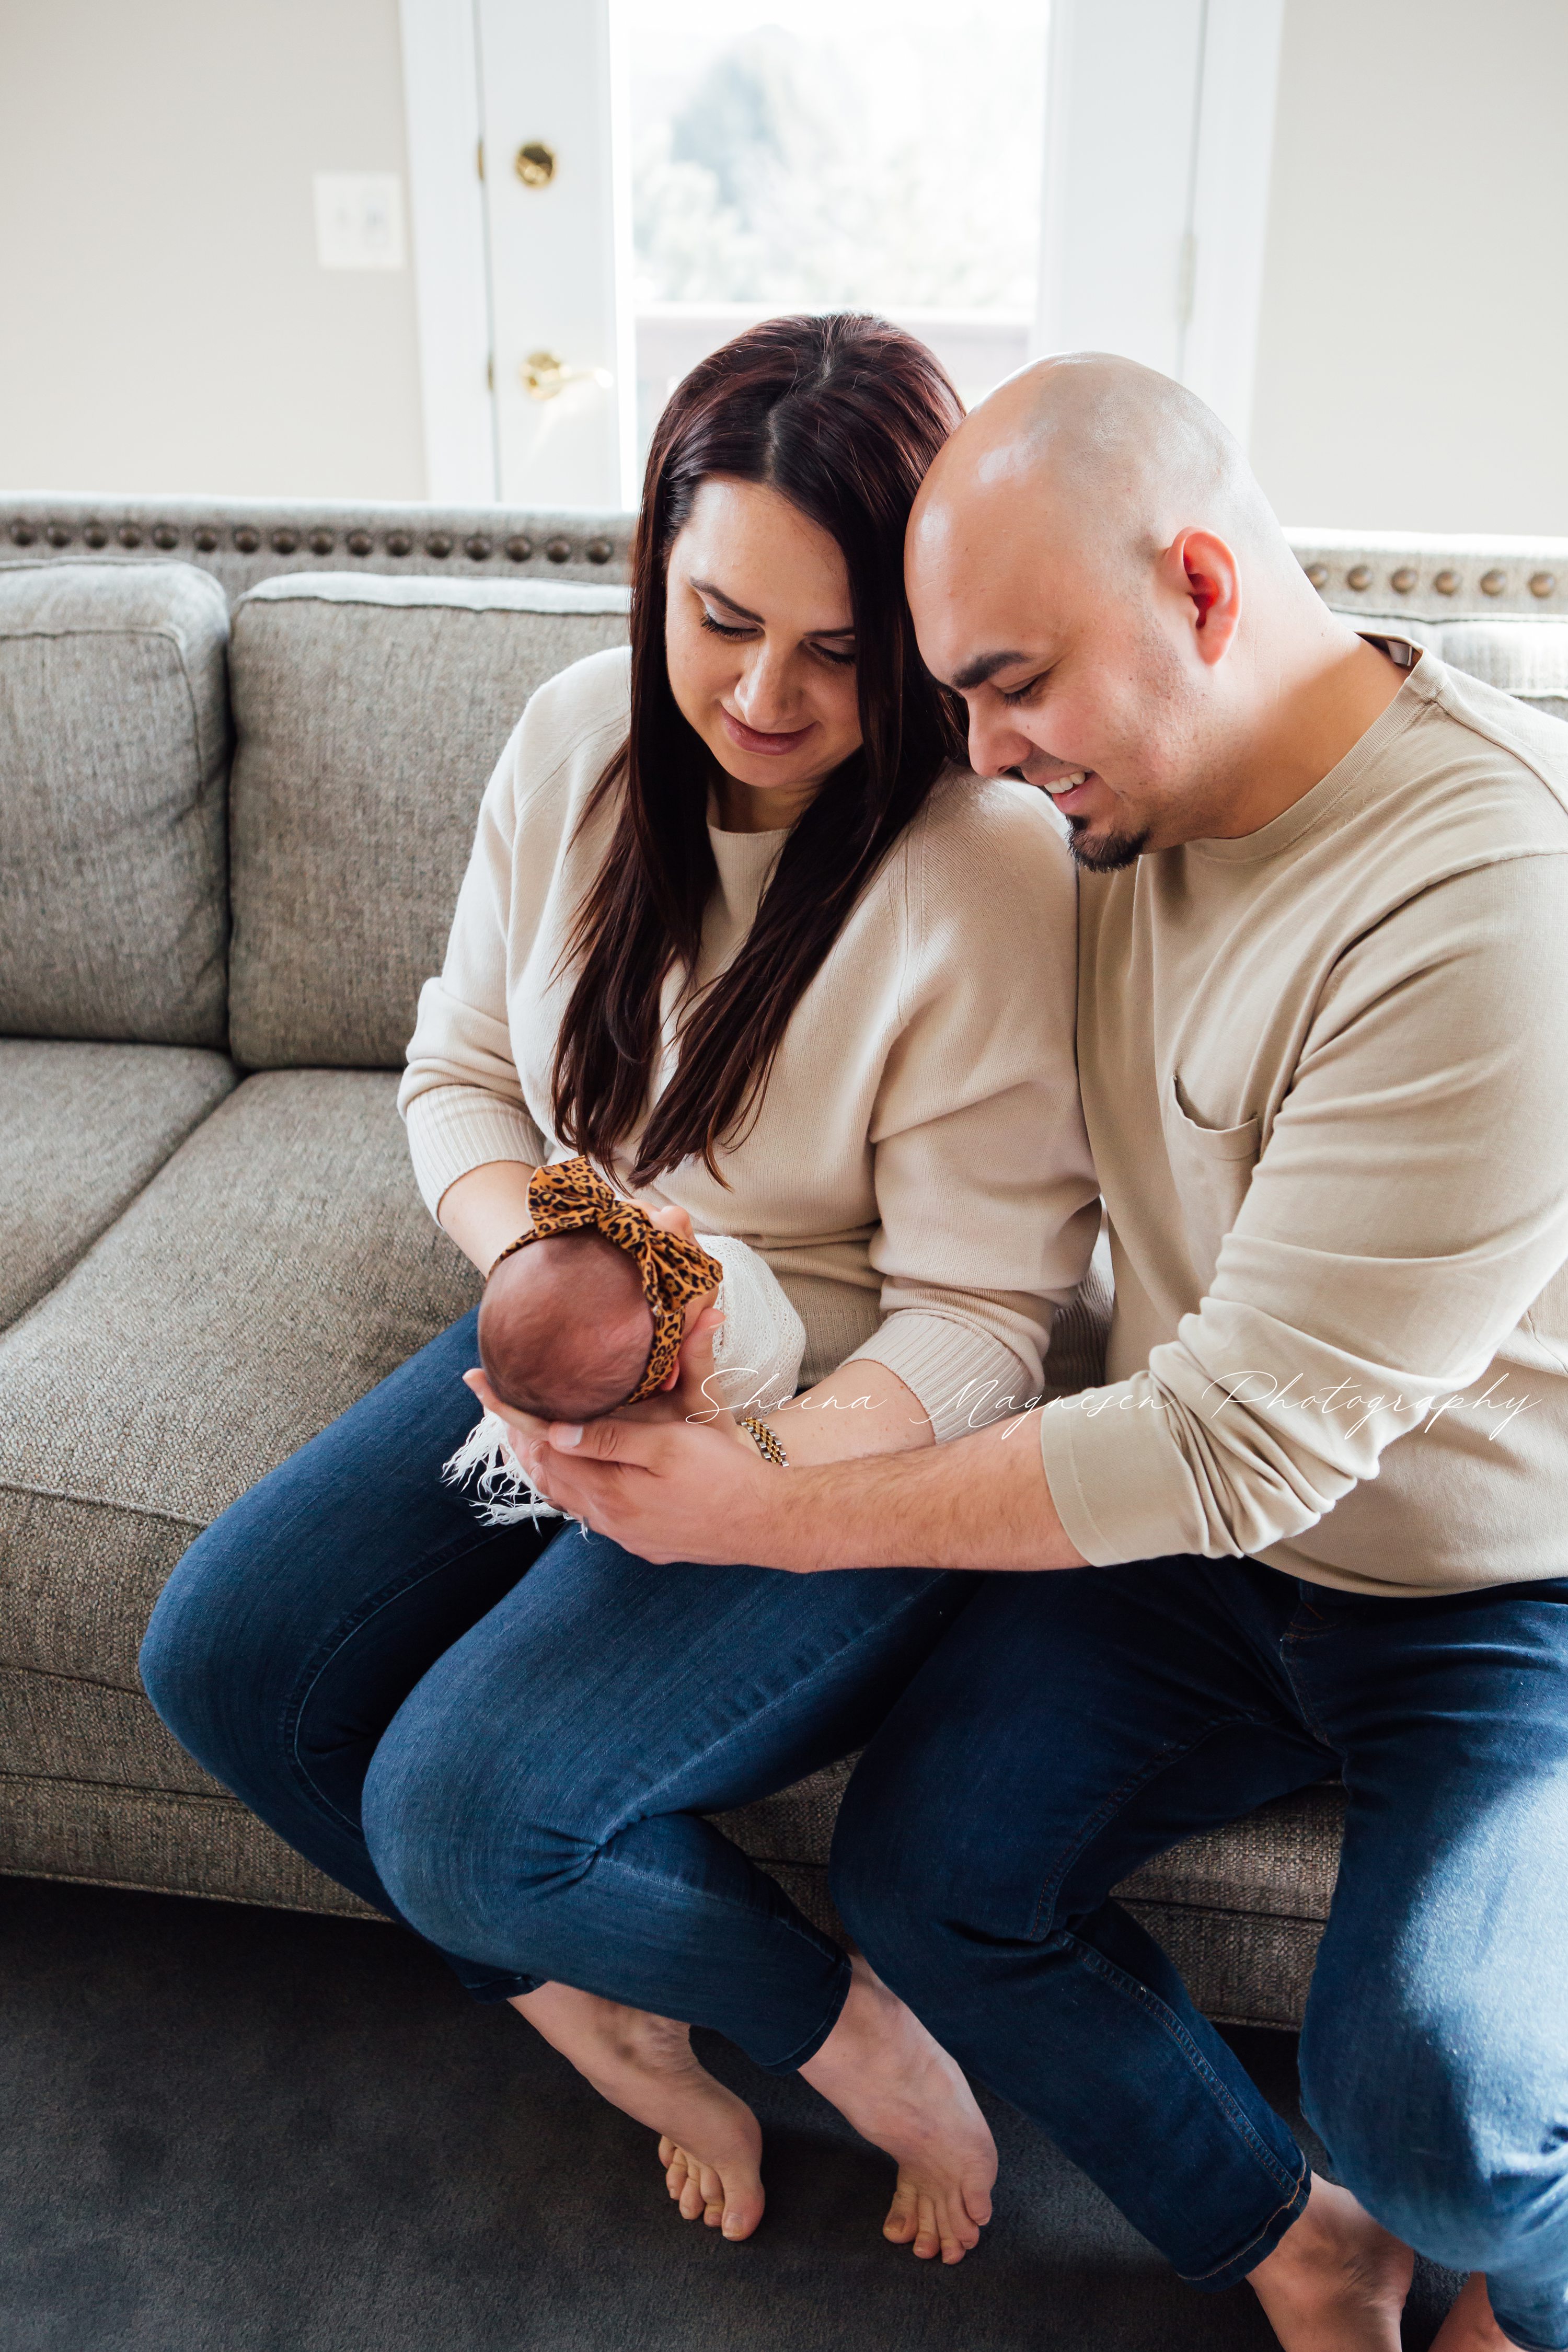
[831,1555,1568,2349]
[139,1308,976,2072]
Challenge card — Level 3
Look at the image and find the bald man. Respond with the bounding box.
[500,356,1568,2351]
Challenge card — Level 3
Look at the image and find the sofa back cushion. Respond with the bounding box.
[1335,610,1568,727]
[0,560,229,1046]
[226,574,630,1070]
[1434,619,1568,722]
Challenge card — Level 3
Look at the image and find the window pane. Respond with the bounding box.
[627,1,1050,315]
[624,0,1051,457]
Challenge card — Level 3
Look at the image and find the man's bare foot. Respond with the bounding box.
[511,1984,765,2240]
[1430,2272,1526,2350]
[1248,2175,1414,2349]
[798,1951,996,2265]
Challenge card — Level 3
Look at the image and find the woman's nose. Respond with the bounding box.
[732,643,802,730]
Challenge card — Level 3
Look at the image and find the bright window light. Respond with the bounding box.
[625,1,1051,318]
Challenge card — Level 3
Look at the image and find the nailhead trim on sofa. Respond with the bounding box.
[1,498,634,604]
[6,497,1568,624]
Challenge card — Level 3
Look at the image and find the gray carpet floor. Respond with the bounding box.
[1,1876,1461,2351]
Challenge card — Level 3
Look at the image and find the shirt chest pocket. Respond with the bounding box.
[1162,1078,1261,1292]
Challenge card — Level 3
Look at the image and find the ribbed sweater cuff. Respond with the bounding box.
[848,1312,1037,1445]
[402,1086,544,1220]
[1035,1375,1209,1566]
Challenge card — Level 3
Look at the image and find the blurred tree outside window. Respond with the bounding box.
[625,0,1051,445]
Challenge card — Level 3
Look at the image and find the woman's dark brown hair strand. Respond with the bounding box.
[550,312,963,1189]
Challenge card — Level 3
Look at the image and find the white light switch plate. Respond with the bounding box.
[313,172,405,270]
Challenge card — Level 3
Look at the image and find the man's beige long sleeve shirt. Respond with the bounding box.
[1037,642,1568,1596]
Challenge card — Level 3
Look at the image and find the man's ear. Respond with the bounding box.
[1165,528,1241,665]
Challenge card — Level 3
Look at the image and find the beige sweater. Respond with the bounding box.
[1038,639,1568,1596]
[401,646,1099,1439]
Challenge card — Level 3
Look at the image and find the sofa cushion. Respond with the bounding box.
[1337,609,1568,724]
[0,1068,479,1717]
[226,575,630,1070]
[0,560,230,1045]
[0,1041,235,1331]
[713,1761,1345,2030]
[1436,619,1568,719]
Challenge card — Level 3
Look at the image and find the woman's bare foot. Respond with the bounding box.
[798,1951,997,2265]
[511,1984,765,2240]
[1248,2175,1414,2349]
[1430,2272,1525,2350]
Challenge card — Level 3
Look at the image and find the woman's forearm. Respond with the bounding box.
[436,1159,539,1276]
[758,1359,935,1465]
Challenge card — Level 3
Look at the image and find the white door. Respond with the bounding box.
[475,0,637,506]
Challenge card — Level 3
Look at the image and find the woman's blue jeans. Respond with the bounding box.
[139,1307,976,2073]
[831,1555,1568,2349]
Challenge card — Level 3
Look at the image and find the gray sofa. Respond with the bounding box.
[5,493,1566,2034]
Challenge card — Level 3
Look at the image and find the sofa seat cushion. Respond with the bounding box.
[0,560,230,1044]
[716,1764,1343,1922]
[713,1763,1346,2031]
[0,1069,479,1741]
[0,1040,235,1331]
[227,575,629,1070]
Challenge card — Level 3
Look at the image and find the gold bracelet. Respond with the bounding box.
[737,1414,788,1468]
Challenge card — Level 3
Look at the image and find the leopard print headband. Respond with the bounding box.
[491,1156,724,1405]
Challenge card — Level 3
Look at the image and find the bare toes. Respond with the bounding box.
[884,2178,920,2244]
[913,2191,941,2262]
[697,2163,724,2227]
[721,2189,764,2242]
[937,2204,978,2265]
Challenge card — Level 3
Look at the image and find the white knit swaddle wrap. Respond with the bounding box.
[442,1232,806,1525]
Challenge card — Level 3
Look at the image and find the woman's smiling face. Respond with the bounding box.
[664,476,862,829]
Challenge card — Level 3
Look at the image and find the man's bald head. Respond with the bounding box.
[911,354,1287,667]
[907,353,1356,863]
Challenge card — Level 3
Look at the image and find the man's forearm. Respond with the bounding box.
[774,1406,1090,1573]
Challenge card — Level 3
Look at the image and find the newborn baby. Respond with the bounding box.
[445,1155,805,1524]
[479,1221,723,1423]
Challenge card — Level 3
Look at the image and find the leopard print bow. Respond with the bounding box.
[491,1155,724,1405]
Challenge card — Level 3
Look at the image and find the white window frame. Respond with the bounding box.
[1034,0,1286,446]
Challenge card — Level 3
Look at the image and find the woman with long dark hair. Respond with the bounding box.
[142,317,1098,2263]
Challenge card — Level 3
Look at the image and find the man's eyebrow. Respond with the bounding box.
[951,650,1032,691]
[689,578,854,637]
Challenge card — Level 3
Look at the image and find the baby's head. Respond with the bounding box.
[478,1229,656,1423]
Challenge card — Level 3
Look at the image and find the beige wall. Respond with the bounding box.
[1251,0,1568,535]
[0,0,425,500]
[6,1,1564,528]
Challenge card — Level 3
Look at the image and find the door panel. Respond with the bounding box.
[476,0,636,505]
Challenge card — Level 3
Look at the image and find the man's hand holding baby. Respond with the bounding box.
[466,1392,780,1565]
[460,1195,766,1524]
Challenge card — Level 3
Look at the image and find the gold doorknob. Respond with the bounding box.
[515,142,556,188]
[522,350,613,402]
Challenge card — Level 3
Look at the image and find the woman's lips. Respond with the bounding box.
[720,708,815,757]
